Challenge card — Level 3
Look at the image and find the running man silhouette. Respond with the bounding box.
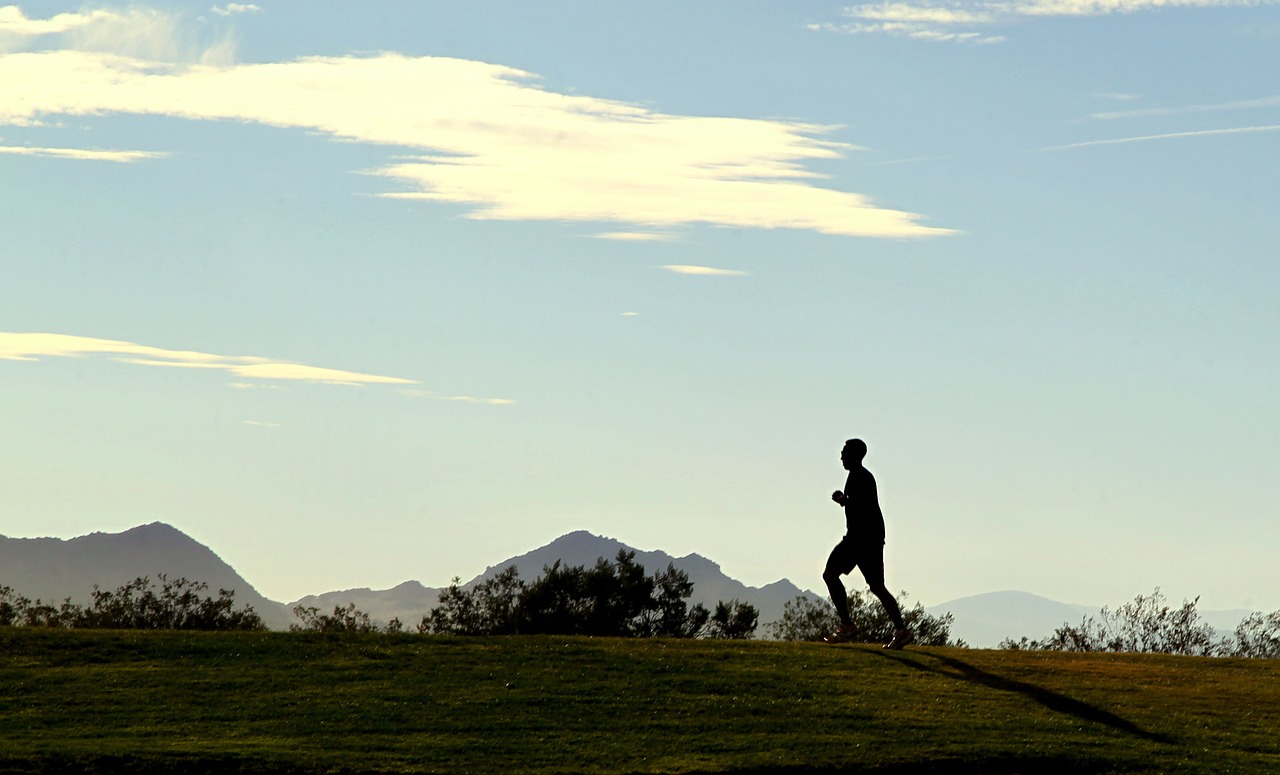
[822,438,914,649]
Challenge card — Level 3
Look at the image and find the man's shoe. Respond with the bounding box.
[822,623,858,644]
[883,628,914,650]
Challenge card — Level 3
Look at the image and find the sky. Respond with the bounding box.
[3,0,1277,614]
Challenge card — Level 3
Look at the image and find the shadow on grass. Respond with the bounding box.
[874,650,1175,745]
[686,753,1152,774]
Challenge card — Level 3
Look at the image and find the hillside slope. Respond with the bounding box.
[0,630,1276,773]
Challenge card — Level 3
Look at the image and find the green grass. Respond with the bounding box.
[1,629,1277,774]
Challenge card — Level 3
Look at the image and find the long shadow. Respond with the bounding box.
[874,650,1175,745]
[682,753,1147,774]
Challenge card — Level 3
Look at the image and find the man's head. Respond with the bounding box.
[841,438,867,470]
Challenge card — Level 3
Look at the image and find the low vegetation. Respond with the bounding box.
[768,589,960,646]
[0,575,265,631]
[1,628,1277,773]
[999,588,1280,658]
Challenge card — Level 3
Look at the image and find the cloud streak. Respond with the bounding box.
[1092,95,1280,120]
[400,389,514,405]
[821,0,1278,42]
[660,265,749,276]
[0,6,951,239]
[1037,123,1280,151]
[0,332,416,386]
[0,144,166,161]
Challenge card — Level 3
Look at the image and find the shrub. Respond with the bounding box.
[768,591,959,646]
[421,551,753,639]
[998,588,1222,656]
[290,603,381,634]
[0,577,264,631]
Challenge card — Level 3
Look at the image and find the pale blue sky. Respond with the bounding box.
[3,1,1277,613]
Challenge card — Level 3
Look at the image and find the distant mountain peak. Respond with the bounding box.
[460,530,817,629]
[543,530,625,551]
[119,521,188,539]
[1,523,293,629]
[672,552,721,574]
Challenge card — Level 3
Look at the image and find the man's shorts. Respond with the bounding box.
[826,534,886,586]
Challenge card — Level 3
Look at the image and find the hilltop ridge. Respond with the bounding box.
[3,629,1278,772]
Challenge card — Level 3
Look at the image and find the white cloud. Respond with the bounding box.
[661,265,749,276]
[0,144,166,162]
[825,0,1278,42]
[844,3,995,24]
[0,7,951,239]
[0,332,415,386]
[211,4,261,16]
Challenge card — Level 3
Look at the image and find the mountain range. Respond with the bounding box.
[291,529,819,629]
[0,524,818,633]
[0,523,1258,645]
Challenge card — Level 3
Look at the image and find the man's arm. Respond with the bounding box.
[831,490,847,507]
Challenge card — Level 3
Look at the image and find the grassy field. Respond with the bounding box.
[1,628,1277,774]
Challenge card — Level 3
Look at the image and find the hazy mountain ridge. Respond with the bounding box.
[291,580,441,626]
[466,530,819,627]
[293,530,822,629]
[929,590,1257,648]
[0,522,294,629]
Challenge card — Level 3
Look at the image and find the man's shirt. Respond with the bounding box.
[844,466,886,543]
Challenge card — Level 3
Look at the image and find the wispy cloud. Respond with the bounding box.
[1092,95,1280,120]
[0,144,166,162]
[0,332,415,386]
[592,231,677,242]
[821,0,1278,42]
[0,5,951,239]
[1037,123,1280,151]
[1,5,122,38]
[400,389,514,405]
[0,5,235,63]
[660,265,749,276]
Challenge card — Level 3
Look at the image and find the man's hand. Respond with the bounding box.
[831,491,847,507]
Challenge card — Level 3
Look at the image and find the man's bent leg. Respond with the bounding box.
[823,566,852,626]
[824,539,858,627]
[821,540,861,643]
